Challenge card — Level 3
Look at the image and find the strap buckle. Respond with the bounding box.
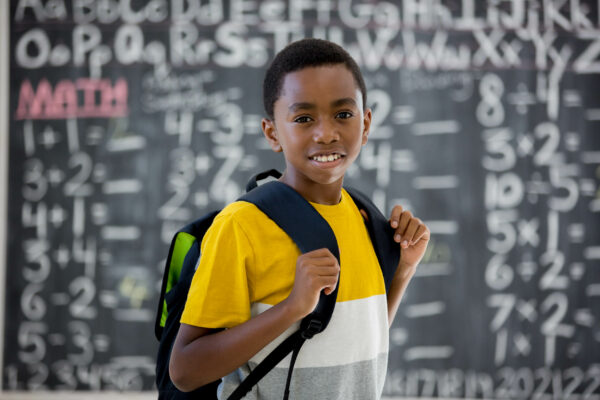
[300,319,322,339]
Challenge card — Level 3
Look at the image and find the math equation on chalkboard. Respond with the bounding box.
[5,0,600,398]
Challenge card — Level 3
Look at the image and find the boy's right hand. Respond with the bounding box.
[286,248,340,319]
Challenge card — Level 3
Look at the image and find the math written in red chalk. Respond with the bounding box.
[15,78,128,120]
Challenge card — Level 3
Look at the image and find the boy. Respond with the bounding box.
[169,38,430,399]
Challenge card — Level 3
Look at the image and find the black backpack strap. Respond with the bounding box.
[239,181,340,334]
[245,169,282,192]
[345,187,401,292]
[245,170,399,290]
[227,180,341,400]
[227,330,305,400]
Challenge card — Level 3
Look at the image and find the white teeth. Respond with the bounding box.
[312,154,341,162]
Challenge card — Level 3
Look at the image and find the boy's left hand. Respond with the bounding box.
[389,205,430,276]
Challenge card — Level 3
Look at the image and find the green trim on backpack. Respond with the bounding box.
[160,232,196,328]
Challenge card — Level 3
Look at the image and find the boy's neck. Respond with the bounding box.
[279,172,343,205]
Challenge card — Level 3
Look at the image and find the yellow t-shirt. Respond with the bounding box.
[181,188,389,399]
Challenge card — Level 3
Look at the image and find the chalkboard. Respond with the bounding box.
[4,0,600,397]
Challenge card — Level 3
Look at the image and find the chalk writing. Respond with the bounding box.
[5,0,600,396]
[16,79,128,120]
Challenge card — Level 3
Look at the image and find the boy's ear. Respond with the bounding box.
[262,118,283,152]
[362,108,372,146]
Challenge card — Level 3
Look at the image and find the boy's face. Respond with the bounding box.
[262,64,371,195]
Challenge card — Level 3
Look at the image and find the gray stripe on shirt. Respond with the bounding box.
[218,352,388,400]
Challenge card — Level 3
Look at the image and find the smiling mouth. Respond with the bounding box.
[309,153,343,163]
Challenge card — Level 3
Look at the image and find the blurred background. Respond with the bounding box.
[1,0,599,399]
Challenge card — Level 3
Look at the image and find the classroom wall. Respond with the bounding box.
[3,0,600,398]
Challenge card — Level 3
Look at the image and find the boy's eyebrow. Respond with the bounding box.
[331,97,358,109]
[288,102,315,113]
[288,98,358,113]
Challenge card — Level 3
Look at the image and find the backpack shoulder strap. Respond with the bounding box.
[344,186,401,292]
[245,168,282,192]
[238,180,340,335]
[227,180,340,400]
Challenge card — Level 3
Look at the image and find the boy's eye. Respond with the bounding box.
[294,116,312,123]
[336,111,353,119]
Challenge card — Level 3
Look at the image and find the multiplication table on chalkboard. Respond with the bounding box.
[4,0,600,398]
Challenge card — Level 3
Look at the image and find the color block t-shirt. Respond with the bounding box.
[181,188,389,399]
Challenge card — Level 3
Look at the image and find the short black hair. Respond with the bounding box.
[263,38,367,120]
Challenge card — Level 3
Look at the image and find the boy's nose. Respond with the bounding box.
[313,120,339,143]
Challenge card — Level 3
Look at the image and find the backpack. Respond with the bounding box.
[154,169,400,399]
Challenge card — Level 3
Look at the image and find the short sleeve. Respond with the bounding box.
[180,210,254,328]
